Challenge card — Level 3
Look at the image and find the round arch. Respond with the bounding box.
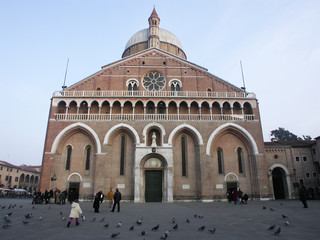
[104,123,140,145]
[206,123,259,155]
[168,124,204,145]
[51,122,101,154]
[67,172,83,182]
[268,164,291,199]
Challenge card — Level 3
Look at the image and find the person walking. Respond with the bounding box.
[299,185,308,208]
[67,199,83,227]
[93,191,102,213]
[111,188,122,212]
[107,188,114,208]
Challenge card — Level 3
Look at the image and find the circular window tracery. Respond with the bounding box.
[142,71,166,91]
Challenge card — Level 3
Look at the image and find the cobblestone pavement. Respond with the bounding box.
[0,198,319,240]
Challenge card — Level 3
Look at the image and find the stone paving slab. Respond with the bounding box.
[0,198,319,240]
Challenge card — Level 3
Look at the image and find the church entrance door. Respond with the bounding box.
[68,182,80,202]
[272,168,286,199]
[145,170,162,202]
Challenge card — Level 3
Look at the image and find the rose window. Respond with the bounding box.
[142,71,166,91]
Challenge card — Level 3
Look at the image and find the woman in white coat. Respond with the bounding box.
[67,199,83,227]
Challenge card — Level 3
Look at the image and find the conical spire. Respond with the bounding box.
[149,7,159,19]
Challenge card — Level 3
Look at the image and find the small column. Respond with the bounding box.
[144,106,146,120]
[65,106,69,120]
[87,107,91,120]
[209,107,212,121]
[110,106,113,120]
[132,106,135,120]
[220,107,223,120]
[188,106,190,120]
[199,106,202,120]
[121,106,123,120]
[177,107,180,120]
[166,106,168,120]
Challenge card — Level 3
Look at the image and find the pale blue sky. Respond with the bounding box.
[1,0,319,166]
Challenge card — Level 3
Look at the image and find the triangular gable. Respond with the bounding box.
[65,47,242,91]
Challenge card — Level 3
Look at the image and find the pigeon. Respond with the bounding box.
[91,217,96,222]
[8,204,12,209]
[38,216,43,221]
[186,218,190,223]
[282,214,288,219]
[99,217,105,222]
[152,224,160,230]
[23,220,29,225]
[198,226,205,231]
[20,205,23,208]
[1,206,6,209]
[194,214,198,218]
[172,217,176,224]
[273,227,281,235]
[198,215,204,219]
[285,220,290,226]
[164,230,171,235]
[81,215,86,221]
[129,226,134,231]
[104,223,109,228]
[111,232,120,238]
[262,206,267,210]
[208,227,216,234]
[7,212,13,216]
[62,216,66,221]
[160,233,168,239]
[268,224,276,230]
[141,230,146,236]
[270,208,274,211]
[60,211,63,216]
[136,218,143,225]
[172,224,178,230]
[25,213,33,219]
[116,221,122,228]
[4,217,12,223]
[2,224,10,229]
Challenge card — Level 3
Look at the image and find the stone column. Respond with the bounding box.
[134,166,141,202]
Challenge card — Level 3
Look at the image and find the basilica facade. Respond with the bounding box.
[40,9,288,202]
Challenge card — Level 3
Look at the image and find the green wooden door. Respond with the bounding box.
[145,170,162,202]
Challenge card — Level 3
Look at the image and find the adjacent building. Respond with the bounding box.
[0,160,41,192]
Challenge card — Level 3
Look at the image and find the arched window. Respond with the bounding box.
[85,146,91,171]
[169,79,182,94]
[120,136,126,176]
[127,79,139,95]
[237,147,244,173]
[181,136,187,177]
[217,148,224,174]
[66,145,72,170]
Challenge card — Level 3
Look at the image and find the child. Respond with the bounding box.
[67,199,83,227]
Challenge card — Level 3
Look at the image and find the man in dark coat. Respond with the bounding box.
[93,191,102,212]
[111,188,122,212]
[299,185,308,208]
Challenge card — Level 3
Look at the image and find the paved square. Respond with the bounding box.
[0,198,319,240]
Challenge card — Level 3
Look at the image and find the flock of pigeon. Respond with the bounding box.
[1,201,292,239]
[263,203,291,236]
[81,214,216,239]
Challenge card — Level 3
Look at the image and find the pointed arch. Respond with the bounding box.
[50,122,101,154]
[168,124,204,145]
[206,123,258,155]
[104,123,140,145]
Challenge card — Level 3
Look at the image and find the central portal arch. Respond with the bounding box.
[134,153,173,202]
[144,158,163,202]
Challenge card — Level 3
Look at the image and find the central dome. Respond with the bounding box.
[124,28,184,51]
[122,8,187,59]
